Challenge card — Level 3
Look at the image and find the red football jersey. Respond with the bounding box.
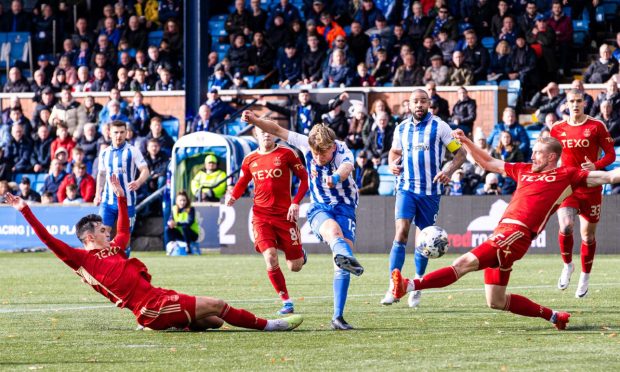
[550,116,615,192]
[503,163,589,234]
[21,197,155,313]
[231,145,309,218]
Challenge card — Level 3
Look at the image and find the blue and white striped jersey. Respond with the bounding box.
[97,142,147,207]
[391,113,461,195]
[287,132,359,207]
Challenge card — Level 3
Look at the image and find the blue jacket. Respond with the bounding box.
[206,98,236,126]
[42,171,67,201]
[277,53,302,85]
[487,122,530,155]
[5,137,33,173]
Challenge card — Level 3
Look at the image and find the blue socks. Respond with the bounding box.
[333,269,350,319]
[389,241,406,272]
[414,247,429,277]
[329,237,354,257]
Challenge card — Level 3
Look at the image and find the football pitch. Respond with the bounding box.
[1,253,620,371]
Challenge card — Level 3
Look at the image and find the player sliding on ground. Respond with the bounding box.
[4,174,303,332]
[391,131,620,330]
[242,110,363,330]
[227,126,309,315]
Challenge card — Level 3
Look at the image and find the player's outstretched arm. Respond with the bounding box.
[452,129,505,175]
[241,110,290,141]
[4,193,82,268]
[434,148,466,184]
[586,168,620,187]
[109,174,130,249]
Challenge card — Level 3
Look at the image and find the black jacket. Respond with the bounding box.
[365,125,395,162]
[450,98,477,130]
[462,44,490,82]
[32,135,53,171]
[355,163,380,195]
[248,43,276,75]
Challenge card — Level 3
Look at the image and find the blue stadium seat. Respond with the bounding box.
[476,80,498,86]
[246,74,265,88]
[499,79,521,108]
[377,165,396,196]
[13,173,38,184]
[5,32,30,67]
[162,117,180,141]
[226,119,245,135]
[458,22,473,35]
[481,36,495,52]
[147,30,163,47]
[595,3,617,23]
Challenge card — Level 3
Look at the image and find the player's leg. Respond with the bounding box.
[485,278,570,330]
[193,296,303,331]
[557,206,578,290]
[262,247,295,314]
[576,215,598,298]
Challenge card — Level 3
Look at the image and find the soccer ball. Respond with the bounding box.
[418,226,449,259]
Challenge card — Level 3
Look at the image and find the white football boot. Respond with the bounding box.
[557,262,575,290]
[575,272,590,298]
[380,280,399,305]
[407,275,422,308]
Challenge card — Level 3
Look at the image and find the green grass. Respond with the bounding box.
[1,253,620,371]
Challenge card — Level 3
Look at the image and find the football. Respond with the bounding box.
[418,226,449,258]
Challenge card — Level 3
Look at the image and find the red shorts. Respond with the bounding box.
[470,224,533,286]
[252,216,304,261]
[559,188,602,223]
[134,289,196,330]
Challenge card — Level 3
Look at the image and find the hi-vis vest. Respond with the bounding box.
[172,206,199,235]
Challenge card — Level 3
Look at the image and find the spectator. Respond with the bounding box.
[77,123,100,167]
[487,40,511,82]
[449,87,477,135]
[144,138,169,193]
[40,158,67,202]
[91,36,117,71]
[167,191,199,253]
[101,100,130,128]
[190,154,227,202]
[363,98,392,143]
[321,101,349,140]
[1,96,22,127]
[491,130,525,163]
[365,34,384,70]
[425,5,458,41]
[491,0,513,39]
[1,0,31,32]
[83,96,102,124]
[55,56,78,87]
[0,180,11,200]
[497,15,517,46]
[387,24,412,59]
[366,13,391,40]
[37,54,55,83]
[127,91,153,137]
[40,191,54,204]
[354,0,381,31]
[265,12,289,49]
[73,66,92,92]
[424,54,449,85]
[95,124,112,152]
[277,43,302,88]
[66,146,88,174]
[555,80,593,120]
[3,67,30,93]
[364,111,394,165]
[507,34,538,97]
[526,14,558,82]
[205,88,236,127]
[207,65,232,91]
[131,68,152,91]
[248,0,268,33]
[462,29,490,83]
[188,105,213,134]
[371,47,391,85]
[57,161,95,203]
[51,69,70,92]
[71,17,96,48]
[5,123,33,174]
[90,66,113,92]
[248,31,275,76]
[317,11,345,49]
[320,49,354,88]
[393,53,424,87]
[417,36,443,68]
[141,117,175,157]
[158,0,181,24]
[476,172,501,195]
[529,82,564,123]
[50,122,76,162]
[436,29,456,63]
[17,176,41,203]
[147,45,173,81]
[405,1,430,46]
[354,63,376,87]
[30,69,49,101]
[547,1,572,77]
[61,183,82,204]
[154,67,181,91]
[346,101,368,150]
[228,35,252,76]
[591,78,620,117]
[300,34,326,87]
[267,0,301,29]
[596,100,620,145]
[5,107,33,140]
[74,40,92,69]
[134,0,160,30]
[32,125,53,173]
[230,71,248,90]
[425,81,450,121]
[584,44,619,84]
[354,151,379,195]
[348,21,371,65]
[225,0,250,44]
[123,15,147,51]
[448,50,474,86]
[32,4,56,57]
[517,1,540,35]
[487,107,530,156]
[397,99,412,122]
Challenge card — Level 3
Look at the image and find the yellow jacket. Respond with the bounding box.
[134,0,160,27]
[190,169,227,200]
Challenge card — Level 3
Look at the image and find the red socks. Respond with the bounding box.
[558,232,573,264]
[581,240,596,273]
[413,266,459,290]
[219,303,268,330]
[267,265,290,301]
[505,294,553,321]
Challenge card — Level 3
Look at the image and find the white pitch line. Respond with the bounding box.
[2,282,620,313]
